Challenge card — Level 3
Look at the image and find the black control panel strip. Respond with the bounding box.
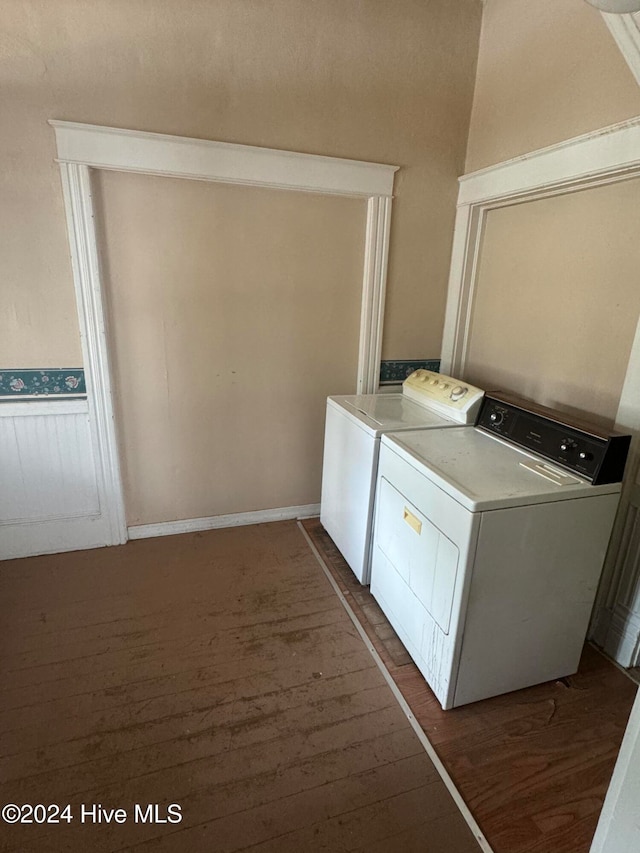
[476,392,631,485]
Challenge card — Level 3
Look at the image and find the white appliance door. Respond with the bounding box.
[370,444,479,708]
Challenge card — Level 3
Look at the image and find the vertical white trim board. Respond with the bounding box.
[602,11,640,88]
[59,162,128,547]
[50,121,398,546]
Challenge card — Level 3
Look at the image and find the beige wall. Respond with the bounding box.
[96,172,366,524]
[462,1,640,429]
[466,0,640,173]
[465,178,640,427]
[1,0,482,369]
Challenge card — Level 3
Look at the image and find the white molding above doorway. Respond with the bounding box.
[50,121,397,199]
[50,121,398,545]
[441,114,640,377]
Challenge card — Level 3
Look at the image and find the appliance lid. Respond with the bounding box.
[327,394,463,436]
[381,428,621,512]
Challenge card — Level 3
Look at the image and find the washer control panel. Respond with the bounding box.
[477,392,631,485]
[402,370,484,424]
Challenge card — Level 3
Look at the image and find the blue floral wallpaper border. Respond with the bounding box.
[1,364,438,396]
[0,369,86,399]
[379,359,441,385]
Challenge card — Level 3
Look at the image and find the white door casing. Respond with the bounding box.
[50,121,398,545]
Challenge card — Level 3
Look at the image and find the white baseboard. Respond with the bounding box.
[0,514,113,561]
[128,504,321,541]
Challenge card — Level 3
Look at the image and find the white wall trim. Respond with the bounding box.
[457,114,640,207]
[51,121,399,543]
[357,196,393,393]
[602,11,640,88]
[441,114,640,376]
[49,121,397,198]
[128,504,321,541]
[0,399,88,417]
[58,162,128,547]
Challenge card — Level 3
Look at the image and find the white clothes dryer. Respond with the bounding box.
[320,370,484,584]
[370,392,631,709]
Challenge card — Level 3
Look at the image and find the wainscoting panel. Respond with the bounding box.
[0,400,113,560]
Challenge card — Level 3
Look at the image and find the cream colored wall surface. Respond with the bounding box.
[465,178,640,425]
[466,0,640,172]
[96,171,365,525]
[1,0,483,369]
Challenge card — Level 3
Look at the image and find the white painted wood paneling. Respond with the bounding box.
[0,401,113,560]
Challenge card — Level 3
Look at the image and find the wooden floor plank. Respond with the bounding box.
[1,611,357,694]
[361,809,481,853]
[0,521,480,853]
[2,591,341,665]
[105,755,443,853]
[0,667,388,780]
[216,781,467,853]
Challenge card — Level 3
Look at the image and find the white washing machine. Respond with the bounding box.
[370,391,631,709]
[320,371,484,584]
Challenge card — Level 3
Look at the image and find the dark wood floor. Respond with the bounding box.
[0,521,480,853]
[302,518,639,853]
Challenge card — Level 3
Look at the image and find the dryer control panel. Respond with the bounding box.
[402,370,484,424]
[477,392,631,485]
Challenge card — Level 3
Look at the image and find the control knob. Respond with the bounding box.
[560,439,577,452]
[489,411,504,426]
[451,385,468,401]
[579,451,593,461]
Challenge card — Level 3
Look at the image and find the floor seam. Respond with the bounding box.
[297,519,493,853]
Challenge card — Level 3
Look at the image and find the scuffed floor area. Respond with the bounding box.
[0,521,479,852]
